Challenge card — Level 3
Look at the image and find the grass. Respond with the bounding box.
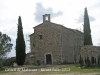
[34,65,100,75]
[0,67,4,71]
[27,65,52,69]
[0,67,17,74]
[0,65,100,74]
[26,64,100,75]
[0,71,16,74]
[67,66,100,73]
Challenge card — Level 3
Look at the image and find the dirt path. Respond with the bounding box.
[0,71,99,75]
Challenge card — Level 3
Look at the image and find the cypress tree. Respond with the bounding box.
[86,57,91,67]
[84,7,93,45]
[85,57,87,65]
[98,55,100,65]
[91,56,94,65]
[94,57,96,64]
[79,55,83,66]
[16,16,26,65]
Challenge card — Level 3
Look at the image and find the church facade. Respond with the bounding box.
[30,14,84,65]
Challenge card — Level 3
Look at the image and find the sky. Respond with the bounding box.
[0,0,100,57]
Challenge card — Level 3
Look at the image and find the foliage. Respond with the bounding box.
[84,7,93,45]
[85,57,91,67]
[16,16,26,65]
[98,55,100,65]
[79,55,83,67]
[2,57,16,66]
[0,32,13,58]
[91,56,94,65]
[0,67,4,72]
[85,57,87,64]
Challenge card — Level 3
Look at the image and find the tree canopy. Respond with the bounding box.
[16,16,26,65]
[0,32,13,58]
[84,7,93,45]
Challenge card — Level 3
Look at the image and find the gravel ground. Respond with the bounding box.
[0,71,100,75]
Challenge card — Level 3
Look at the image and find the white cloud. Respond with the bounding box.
[0,0,100,57]
[75,14,96,23]
[34,3,63,22]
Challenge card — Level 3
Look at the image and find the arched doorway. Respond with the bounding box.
[46,54,52,64]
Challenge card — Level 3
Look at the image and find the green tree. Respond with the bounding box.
[91,56,94,65]
[0,32,13,58]
[85,57,87,65]
[94,57,96,64]
[16,16,26,65]
[86,57,91,67]
[84,7,93,45]
[98,55,100,65]
[79,55,83,67]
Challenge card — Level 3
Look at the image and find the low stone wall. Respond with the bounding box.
[25,52,35,65]
[80,45,100,64]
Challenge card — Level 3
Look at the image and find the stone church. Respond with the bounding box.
[30,14,84,65]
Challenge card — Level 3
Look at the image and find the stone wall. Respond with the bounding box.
[80,45,100,64]
[30,14,84,65]
[61,26,83,63]
[25,52,35,65]
[30,22,62,64]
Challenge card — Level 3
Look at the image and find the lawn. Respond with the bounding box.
[24,65,100,74]
[0,65,100,75]
[66,66,100,73]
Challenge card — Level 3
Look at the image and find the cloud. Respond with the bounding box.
[89,16,96,22]
[3,26,31,57]
[90,1,100,9]
[75,14,83,23]
[75,14,96,23]
[34,3,63,22]
[0,0,7,11]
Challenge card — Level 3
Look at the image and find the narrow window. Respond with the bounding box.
[33,44,35,47]
[39,35,42,39]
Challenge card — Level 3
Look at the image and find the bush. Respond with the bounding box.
[2,57,16,66]
[79,55,83,67]
[86,57,91,67]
